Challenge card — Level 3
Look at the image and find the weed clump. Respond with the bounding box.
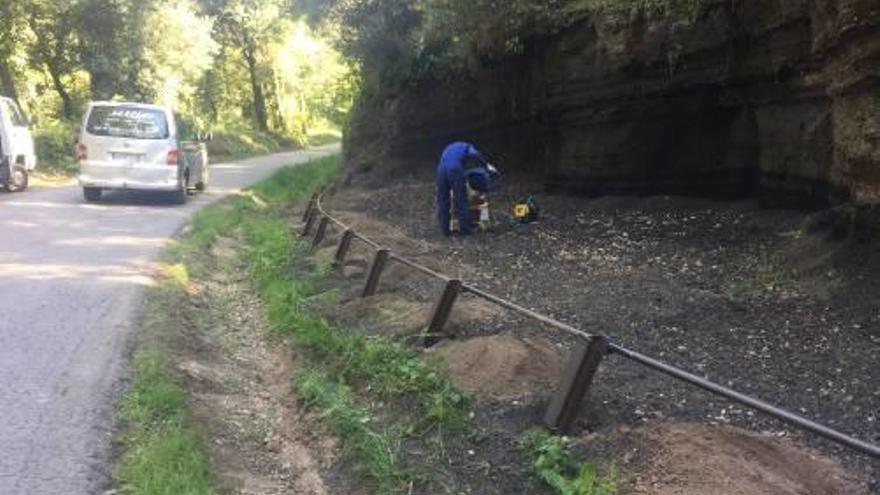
[522,430,617,495]
[116,354,215,495]
[296,368,403,494]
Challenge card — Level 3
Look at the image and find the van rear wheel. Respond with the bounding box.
[83,187,102,202]
[5,166,28,192]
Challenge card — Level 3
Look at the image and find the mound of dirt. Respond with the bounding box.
[627,422,870,495]
[334,293,505,339]
[334,294,430,337]
[430,334,563,399]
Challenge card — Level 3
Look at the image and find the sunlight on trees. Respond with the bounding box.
[142,0,218,116]
[0,0,356,169]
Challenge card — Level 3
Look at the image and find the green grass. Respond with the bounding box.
[117,155,467,494]
[206,127,297,161]
[110,158,343,494]
[181,154,470,492]
[241,217,470,428]
[296,368,404,494]
[522,430,617,495]
[116,353,214,495]
[307,128,343,147]
[33,120,79,175]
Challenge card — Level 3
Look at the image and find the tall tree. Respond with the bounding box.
[75,0,131,99]
[0,0,27,103]
[25,0,81,119]
[211,0,286,132]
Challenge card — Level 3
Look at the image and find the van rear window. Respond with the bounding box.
[86,106,169,140]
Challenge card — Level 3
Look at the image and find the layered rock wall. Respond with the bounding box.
[346,0,880,206]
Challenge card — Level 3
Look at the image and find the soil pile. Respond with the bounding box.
[628,423,870,495]
[430,334,563,399]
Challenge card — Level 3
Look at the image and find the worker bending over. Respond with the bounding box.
[435,141,497,236]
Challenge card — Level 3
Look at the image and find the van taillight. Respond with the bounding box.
[167,149,179,166]
[75,144,87,162]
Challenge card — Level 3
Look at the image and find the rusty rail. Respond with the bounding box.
[607,343,880,458]
[302,192,880,460]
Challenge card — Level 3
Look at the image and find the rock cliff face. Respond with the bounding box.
[346,0,880,207]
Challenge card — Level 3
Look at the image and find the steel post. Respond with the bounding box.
[362,249,390,297]
[301,208,317,238]
[544,335,608,434]
[311,216,331,253]
[334,230,355,267]
[424,279,463,347]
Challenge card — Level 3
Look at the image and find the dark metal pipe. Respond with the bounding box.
[463,285,593,340]
[352,233,382,250]
[607,342,880,459]
[389,253,451,282]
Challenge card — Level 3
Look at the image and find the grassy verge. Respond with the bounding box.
[206,127,297,162]
[296,368,403,493]
[522,430,617,495]
[186,155,469,492]
[154,154,464,493]
[111,159,340,495]
[33,120,79,177]
[115,353,214,495]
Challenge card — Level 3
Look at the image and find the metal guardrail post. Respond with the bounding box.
[310,216,331,253]
[362,249,390,297]
[544,335,608,434]
[424,279,463,347]
[301,209,318,238]
[302,193,318,222]
[334,230,355,267]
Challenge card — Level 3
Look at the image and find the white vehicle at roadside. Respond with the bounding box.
[77,101,208,204]
[0,96,37,192]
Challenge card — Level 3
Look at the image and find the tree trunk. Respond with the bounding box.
[47,61,73,120]
[244,47,269,132]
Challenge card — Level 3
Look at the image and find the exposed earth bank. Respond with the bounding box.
[346,0,880,212]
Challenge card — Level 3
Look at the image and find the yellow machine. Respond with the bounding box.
[513,194,539,223]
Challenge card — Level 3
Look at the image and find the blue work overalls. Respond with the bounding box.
[436,142,485,236]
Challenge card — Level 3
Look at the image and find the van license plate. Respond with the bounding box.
[111,152,140,163]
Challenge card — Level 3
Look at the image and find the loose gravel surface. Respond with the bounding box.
[0,145,337,495]
[328,176,880,490]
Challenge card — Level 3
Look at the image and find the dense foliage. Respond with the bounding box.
[2,0,709,170]
[297,0,582,91]
[297,0,704,93]
[0,0,357,169]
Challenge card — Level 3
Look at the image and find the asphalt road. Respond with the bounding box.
[0,145,339,495]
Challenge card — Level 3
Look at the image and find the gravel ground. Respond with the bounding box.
[328,176,880,490]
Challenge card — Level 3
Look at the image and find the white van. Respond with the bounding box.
[77,101,207,203]
[0,97,37,192]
